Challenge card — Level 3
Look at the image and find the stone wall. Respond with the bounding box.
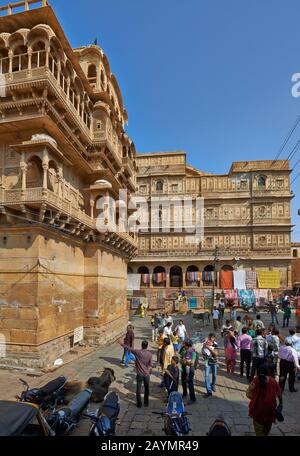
[0,229,129,369]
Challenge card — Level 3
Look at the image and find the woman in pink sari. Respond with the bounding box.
[225,336,238,374]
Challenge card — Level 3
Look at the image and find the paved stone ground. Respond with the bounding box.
[0,310,299,436]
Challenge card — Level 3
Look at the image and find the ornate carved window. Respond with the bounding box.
[87,64,97,87]
[276,179,284,188]
[156,180,163,192]
[257,175,266,188]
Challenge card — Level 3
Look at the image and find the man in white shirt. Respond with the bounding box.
[218,299,225,325]
[212,307,220,331]
[175,320,188,346]
[163,322,173,338]
[278,338,300,392]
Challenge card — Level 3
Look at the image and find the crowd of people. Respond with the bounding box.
[118,300,300,436]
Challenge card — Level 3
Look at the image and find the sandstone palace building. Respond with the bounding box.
[0,1,294,368]
[128,152,293,310]
[0,1,138,368]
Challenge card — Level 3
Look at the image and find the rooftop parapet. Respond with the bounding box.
[0,0,48,16]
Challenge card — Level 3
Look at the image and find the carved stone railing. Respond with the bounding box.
[0,0,48,16]
[1,188,138,248]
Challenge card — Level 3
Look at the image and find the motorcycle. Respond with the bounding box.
[17,376,67,412]
[85,391,120,436]
[46,388,92,435]
[207,416,231,436]
[153,391,190,436]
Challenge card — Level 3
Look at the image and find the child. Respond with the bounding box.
[247,323,256,338]
[172,330,179,353]
[164,356,180,397]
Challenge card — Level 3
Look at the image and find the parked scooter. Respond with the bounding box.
[207,416,231,436]
[85,391,120,436]
[17,376,67,412]
[46,388,92,435]
[153,391,190,436]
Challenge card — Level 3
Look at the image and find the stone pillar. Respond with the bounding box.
[150,273,153,288]
[42,163,48,192]
[287,264,292,288]
[27,47,32,71]
[45,44,50,68]
[90,199,95,219]
[57,168,63,198]
[20,163,27,197]
[57,61,61,82]
[182,269,186,288]
[66,79,70,99]
[8,50,13,74]
[166,273,170,288]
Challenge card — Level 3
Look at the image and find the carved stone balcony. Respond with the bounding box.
[0,187,138,254]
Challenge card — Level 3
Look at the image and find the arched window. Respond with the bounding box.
[156,180,163,192]
[257,175,266,188]
[293,249,298,258]
[87,64,97,86]
[31,41,46,69]
[186,265,199,287]
[203,265,215,285]
[221,265,234,271]
[12,45,28,72]
[170,265,182,288]
[26,157,43,188]
[153,266,166,287]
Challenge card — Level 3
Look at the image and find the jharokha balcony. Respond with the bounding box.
[0,185,138,256]
[0,1,137,194]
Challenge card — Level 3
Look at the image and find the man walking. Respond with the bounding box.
[119,339,152,408]
[283,305,291,328]
[212,306,220,331]
[202,332,218,398]
[175,320,188,347]
[238,327,252,379]
[269,301,279,325]
[249,329,268,381]
[278,338,300,393]
[218,298,226,325]
[121,324,134,366]
[179,339,197,404]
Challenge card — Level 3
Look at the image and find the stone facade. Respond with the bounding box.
[130,152,293,291]
[0,1,137,368]
[292,242,300,288]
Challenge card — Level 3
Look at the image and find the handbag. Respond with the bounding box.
[208,357,217,366]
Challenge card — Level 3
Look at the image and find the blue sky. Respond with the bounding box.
[49,0,300,240]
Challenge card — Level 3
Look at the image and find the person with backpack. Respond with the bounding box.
[179,339,197,404]
[202,332,219,398]
[164,355,181,398]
